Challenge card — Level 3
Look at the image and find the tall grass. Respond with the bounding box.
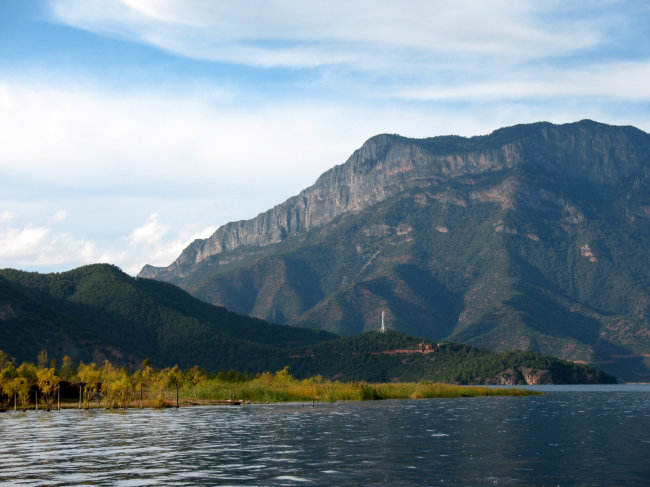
[187,370,539,403]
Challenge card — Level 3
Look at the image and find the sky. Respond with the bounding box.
[1,0,649,275]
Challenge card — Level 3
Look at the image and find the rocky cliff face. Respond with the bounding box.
[140,120,649,280]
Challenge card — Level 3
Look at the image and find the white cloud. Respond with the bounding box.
[0,211,16,223]
[0,212,216,275]
[0,212,101,270]
[50,0,599,69]
[125,213,217,274]
[51,210,68,222]
[0,82,360,198]
[394,62,650,101]
[0,226,50,260]
[128,213,167,247]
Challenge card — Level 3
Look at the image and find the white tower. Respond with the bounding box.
[380,310,386,333]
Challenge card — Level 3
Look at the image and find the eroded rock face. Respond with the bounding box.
[140,120,649,279]
[487,368,553,385]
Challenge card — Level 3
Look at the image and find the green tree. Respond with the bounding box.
[60,355,77,381]
[149,369,168,408]
[37,349,49,368]
[0,350,12,370]
[133,361,154,408]
[165,366,182,408]
[185,365,205,400]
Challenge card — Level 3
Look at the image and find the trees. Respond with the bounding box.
[1,359,31,411]
[0,360,17,411]
[36,366,61,411]
[77,362,101,409]
[132,365,152,408]
[60,355,77,381]
[100,361,135,409]
[164,366,182,408]
[5,377,30,411]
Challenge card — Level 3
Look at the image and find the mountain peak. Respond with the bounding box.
[139,120,649,280]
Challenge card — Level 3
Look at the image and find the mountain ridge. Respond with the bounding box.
[140,119,649,281]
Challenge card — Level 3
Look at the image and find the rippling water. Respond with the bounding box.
[1,385,649,486]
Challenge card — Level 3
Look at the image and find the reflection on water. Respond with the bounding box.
[1,387,649,486]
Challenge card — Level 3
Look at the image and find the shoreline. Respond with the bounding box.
[1,384,542,413]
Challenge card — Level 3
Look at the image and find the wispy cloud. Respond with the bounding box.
[0,211,17,223]
[394,62,650,101]
[0,81,351,196]
[51,210,68,223]
[49,0,600,69]
[45,0,650,107]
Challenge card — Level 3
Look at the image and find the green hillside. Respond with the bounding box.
[283,331,616,384]
[0,265,615,384]
[0,264,334,371]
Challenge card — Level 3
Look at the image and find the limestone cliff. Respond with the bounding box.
[140,120,649,280]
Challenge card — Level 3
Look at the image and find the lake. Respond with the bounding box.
[1,385,648,486]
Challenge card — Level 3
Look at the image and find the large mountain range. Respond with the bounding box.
[139,120,650,381]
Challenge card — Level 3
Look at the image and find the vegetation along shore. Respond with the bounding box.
[0,351,540,411]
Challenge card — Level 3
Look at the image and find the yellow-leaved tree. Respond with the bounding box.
[77,362,101,409]
[36,366,61,411]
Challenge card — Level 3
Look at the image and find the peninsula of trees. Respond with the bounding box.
[0,350,543,411]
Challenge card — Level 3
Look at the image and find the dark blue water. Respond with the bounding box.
[0,385,648,486]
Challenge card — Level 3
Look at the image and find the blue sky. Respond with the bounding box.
[1,0,649,274]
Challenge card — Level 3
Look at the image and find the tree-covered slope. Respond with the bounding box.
[0,274,133,365]
[0,264,335,370]
[282,331,615,384]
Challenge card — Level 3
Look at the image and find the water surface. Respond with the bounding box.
[1,386,648,486]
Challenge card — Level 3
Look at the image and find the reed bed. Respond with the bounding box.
[188,371,540,404]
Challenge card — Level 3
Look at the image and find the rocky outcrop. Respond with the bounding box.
[140,120,650,279]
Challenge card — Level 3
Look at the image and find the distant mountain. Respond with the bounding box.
[139,120,650,382]
[0,264,334,370]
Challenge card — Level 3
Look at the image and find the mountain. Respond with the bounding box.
[0,265,614,384]
[0,264,334,370]
[0,273,133,365]
[283,331,615,384]
[139,120,650,382]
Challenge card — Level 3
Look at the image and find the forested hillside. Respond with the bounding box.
[0,265,614,384]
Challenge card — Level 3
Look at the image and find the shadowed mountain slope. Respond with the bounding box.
[0,264,335,370]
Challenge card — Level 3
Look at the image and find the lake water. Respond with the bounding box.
[1,385,648,486]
